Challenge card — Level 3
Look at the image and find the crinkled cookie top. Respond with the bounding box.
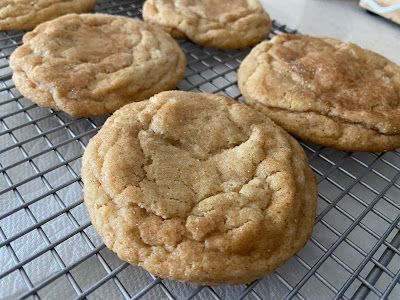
[238,34,400,135]
[143,0,272,49]
[0,0,96,30]
[10,13,186,116]
[82,91,317,284]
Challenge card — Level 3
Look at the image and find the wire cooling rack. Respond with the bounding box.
[0,0,400,299]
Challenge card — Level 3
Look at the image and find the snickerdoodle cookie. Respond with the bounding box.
[238,34,400,152]
[143,0,272,49]
[10,13,186,116]
[82,90,317,285]
[0,0,96,31]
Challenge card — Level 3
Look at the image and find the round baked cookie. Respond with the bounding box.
[0,0,96,31]
[142,0,272,49]
[238,34,400,152]
[82,90,317,285]
[10,13,186,117]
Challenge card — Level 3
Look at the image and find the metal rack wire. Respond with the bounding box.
[0,0,399,299]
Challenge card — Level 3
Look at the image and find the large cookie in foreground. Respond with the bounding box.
[143,0,272,49]
[82,90,317,285]
[10,13,186,117]
[238,34,400,152]
[0,0,96,31]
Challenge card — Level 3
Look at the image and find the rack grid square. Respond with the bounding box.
[0,1,399,299]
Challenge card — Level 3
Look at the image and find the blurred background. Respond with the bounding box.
[261,0,400,63]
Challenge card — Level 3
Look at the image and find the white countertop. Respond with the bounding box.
[260,0,400,64]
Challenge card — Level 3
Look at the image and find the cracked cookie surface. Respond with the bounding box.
[238,34,400,152]
[0,0,96,30]
[82,90,317,284]
[10,13,186,116]
[142,0,272,49]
